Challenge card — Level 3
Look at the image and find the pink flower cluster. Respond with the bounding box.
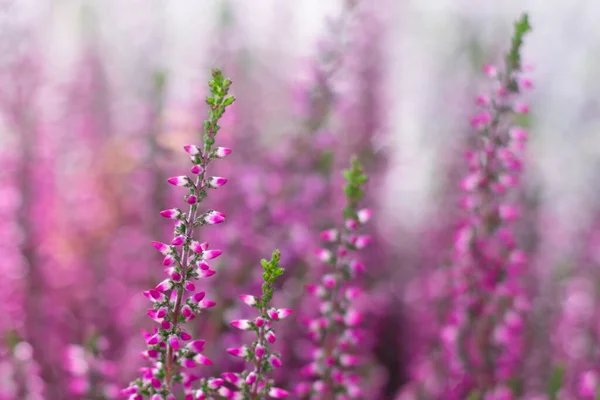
[440,56,534,400]
[296,160,372,400]
[193,251,291,399]
[123,70,234,399]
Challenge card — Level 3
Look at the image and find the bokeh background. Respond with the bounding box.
[2,0,600,399]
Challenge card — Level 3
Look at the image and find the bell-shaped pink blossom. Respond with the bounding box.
[214,147,232,158]
[183,144,200,155]
[191,165,204,174]
[167,176,190,187]
[208,176,227,188]
[160,208,181,219]
[239,294,257,306]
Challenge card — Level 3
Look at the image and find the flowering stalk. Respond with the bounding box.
[442,14,533,399]
[123,68,235,399]
[192,250,291,400]
[297,158,372,400]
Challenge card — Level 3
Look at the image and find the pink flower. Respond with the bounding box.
[483,64,497,77]
[208,176,228,188]
[191,165,204,174]
[204,210,226,224]
[357,208,372,224]
[268,388,289,398]
[239,294,257,306]
[160,209,181,219]
[167,176,190,187]
[214,147,232,158]
[183,144,200,155]
[514,102,529,114]
[320,229,339,242]
[226,347,249,358]
[230,320,252,330]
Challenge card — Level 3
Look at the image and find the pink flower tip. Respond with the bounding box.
[349,260,365,276]
[345,219,358,230]
[514,102,530,114]
[239,294,257,306]
[344,309,363,327]
[267,308,279,320]
[269,355,283,367]
[471,112,492,129]
[186,195,198,205]
[162,256,175,266]
[320,229,339,242]
[204,211,226,224]
[187,340,205,353]
[199,299,216,309]
[151,241,171,255]
[315,248,333,263]
[190,241,205,253]
[208,177,227,188]
[357,208,373,224]
[171,235,185,246]
[499,205,520,221]
[193,354,213,365]
[354,235,372,249]
[168,335,180,351]
[266,331,276,344]
[520,78,533,90]
[226,347,248,358]
[277,308,292,319]
[191,292,206,302]
[155,279,173,292]
[483,64,497,78]
[202,249,222,260]
[167,176,189,187]
[160,209,181,219]
[230,320,252,330]
[183,144,200,155]
[245,372,257,385]
[475,95,491,107]
[215,147,232,158]
[191,165,204,175]
[509,127,528,141]
[198,269,216,278]
[268,388,289,398]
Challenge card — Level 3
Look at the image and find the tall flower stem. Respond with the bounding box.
[123,68,234,399]
[298,157,372,400]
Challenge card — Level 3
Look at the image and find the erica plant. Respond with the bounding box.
[123,69,234,399]
[440,13,534,399]
[296,158,372,400]
[198,250,291,400]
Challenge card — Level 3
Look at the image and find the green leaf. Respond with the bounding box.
[466,391,481,400]
[505,13,532,73]
[547,364,565,399]
[223,96,236,106]
[153,70,167,92]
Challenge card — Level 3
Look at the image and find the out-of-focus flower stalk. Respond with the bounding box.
[440,14,534,399]
[296,158,372,400]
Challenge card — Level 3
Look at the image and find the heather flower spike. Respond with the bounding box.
[124,68,235,398]
[439,14,533,398]
[195,250,290,399]
[298,157,371,399]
